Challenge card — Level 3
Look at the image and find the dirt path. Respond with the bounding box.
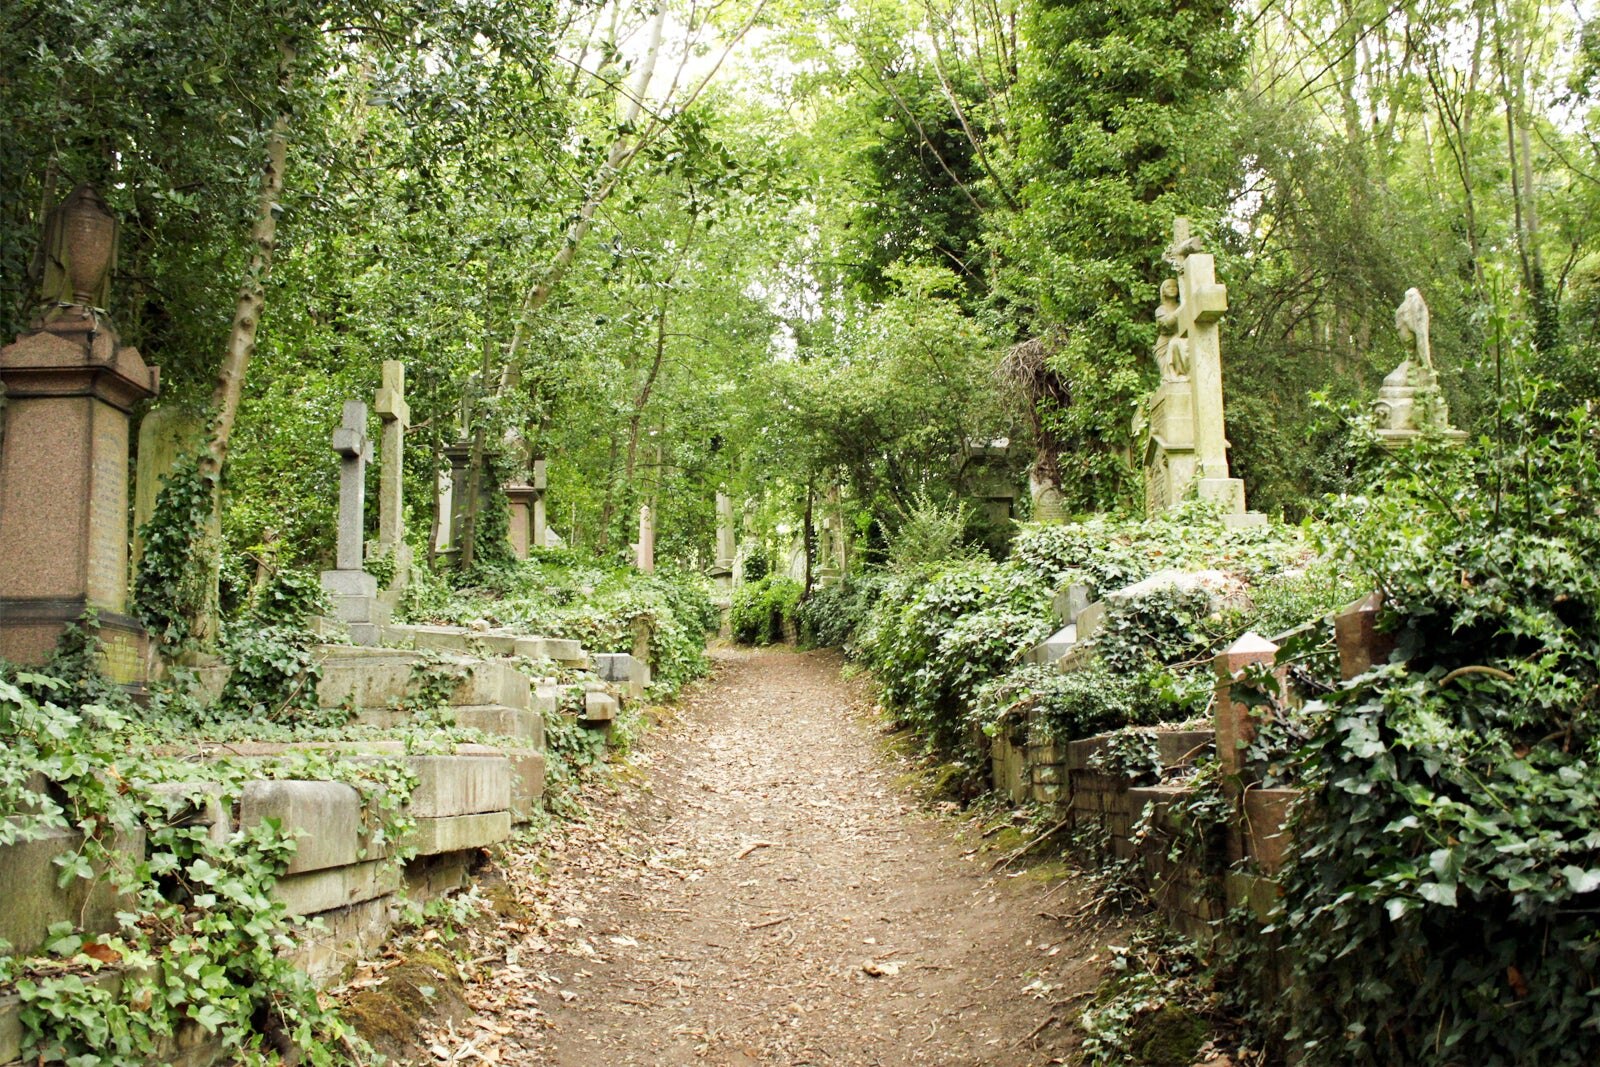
[451,648,1128,1066]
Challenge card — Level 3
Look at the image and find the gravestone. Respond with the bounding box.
[370,361,413,599]
[0,184,160,680]
[320,401,380,644]
[1372,288,1466,449]
[1142,218,1262,527]
[634,504,655,574]
[442,441,472,551]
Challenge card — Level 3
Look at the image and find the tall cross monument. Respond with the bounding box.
[1142,218,1261,526]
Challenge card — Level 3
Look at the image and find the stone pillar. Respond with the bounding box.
[532,458,548,548]
[370,361,412,608]
[320,401,379,644]
[0,185,160,680]
[635,504,655,573]
[504,483,537,560]
[1334,593,1394,679]
[443,441,472,551]
[373,361,409,552]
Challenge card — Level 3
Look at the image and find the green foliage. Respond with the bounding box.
[795,575,888,649]
[974,662,1151,745]
[1246,409,1600,1063]
[854,562,1053,753]
[731,575,803,646]
[1079,928,1217,1067]
[887,491,979,569]
[0,664,404,1064]
[998,0,1246,511]
[1093,587,1220,675]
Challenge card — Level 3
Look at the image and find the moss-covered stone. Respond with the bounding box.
[342,952,470,1062]
[1130,1004,1208,1067]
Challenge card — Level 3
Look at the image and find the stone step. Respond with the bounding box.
[315,646,530,711]
[581,691,619,723]
[238,779,370,875]
[0,827,144,959]
[406,810,512,856]
[380,625,588,667]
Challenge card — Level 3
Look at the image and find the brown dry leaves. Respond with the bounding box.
[410,648,1129,1067]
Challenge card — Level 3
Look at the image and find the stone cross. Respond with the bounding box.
[1165,218,1231,482]
[373,361,408,551]
[332,400,372,571]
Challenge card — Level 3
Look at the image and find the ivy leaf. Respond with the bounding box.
[1561,865,1600,894]
[1418,881,1458,907]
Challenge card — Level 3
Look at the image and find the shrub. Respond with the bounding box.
[731,574,803,645]
[854,561,1053,752]
[1250,409,1600,1064]
[796,574,888,648]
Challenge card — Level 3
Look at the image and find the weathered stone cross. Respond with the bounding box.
[374,360,409,551]
[1165,218,1231,482]
[332,400,372,571]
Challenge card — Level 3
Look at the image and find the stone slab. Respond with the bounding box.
[582,691,618,723]
[273,858,400,917]
[238,779,361,875]
[1075,602,1105,643]
[1025,624,1076,666]
[291,894,394,988]
[505,749,547,823]
[452,705,543,744]
[593,652,649,684]
[314,647,530,711]
[405,811,512,857]
[402,755,512,818]
[0,827,144,958]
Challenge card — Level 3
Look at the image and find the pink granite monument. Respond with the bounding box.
[0,184,160,680]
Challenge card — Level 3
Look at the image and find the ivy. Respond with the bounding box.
[1241,407,1600,1064]
[133,448,220,654]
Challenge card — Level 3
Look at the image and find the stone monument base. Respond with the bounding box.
[1376,427,1469,451]
[321,569,381,645]
[0,597,151,686]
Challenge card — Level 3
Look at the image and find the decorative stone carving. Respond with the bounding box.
[1372,288,1466,449]
[1141,218,1262,526]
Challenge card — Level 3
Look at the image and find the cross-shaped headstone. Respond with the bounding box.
[374,361,409,550]
[331,400,371,571]
[1165,218,1232,481]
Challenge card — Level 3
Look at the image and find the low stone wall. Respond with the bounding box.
[0,621,659,1066]
[992,593,1390,955]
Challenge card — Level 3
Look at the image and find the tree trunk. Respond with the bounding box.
[205,42,293,481]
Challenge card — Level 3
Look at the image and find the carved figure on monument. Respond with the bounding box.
[1154,278,1186,382]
